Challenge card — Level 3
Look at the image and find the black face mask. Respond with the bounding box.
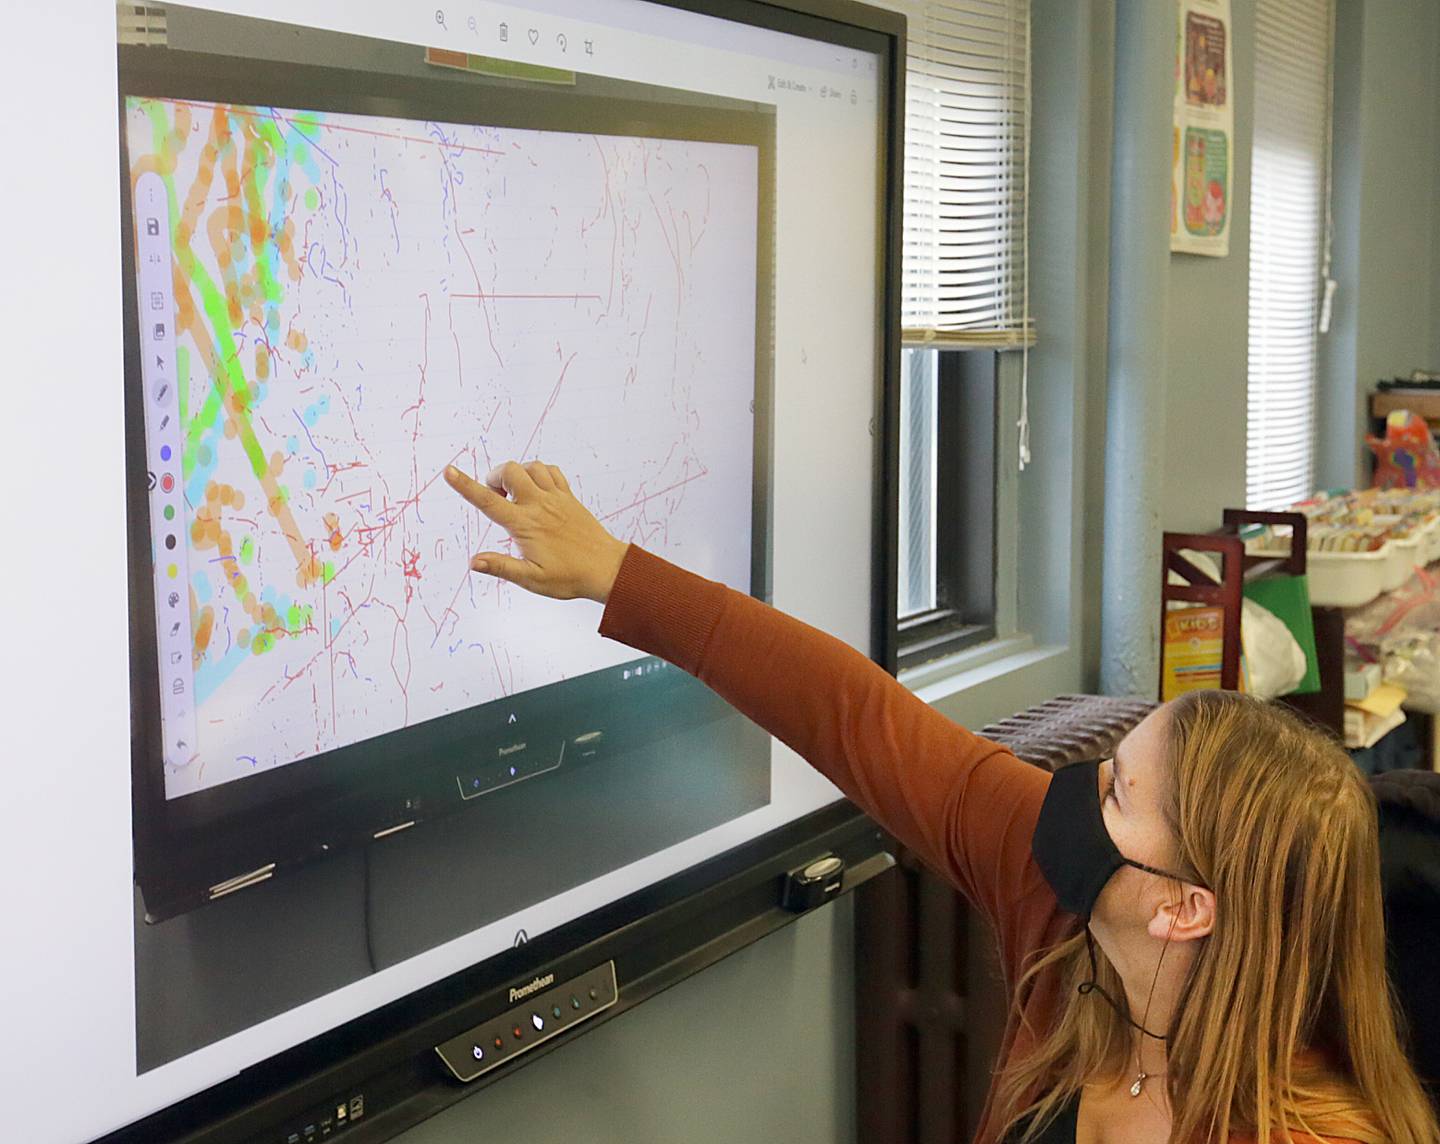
[1031,757,1196,921]
[1031,757,1204,1041]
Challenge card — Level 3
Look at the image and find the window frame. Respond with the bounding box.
[895,348,1017,672]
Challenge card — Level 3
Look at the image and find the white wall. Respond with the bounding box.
[396,896,856,1144]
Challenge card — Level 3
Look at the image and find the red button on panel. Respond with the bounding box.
[513,1025,524,1040]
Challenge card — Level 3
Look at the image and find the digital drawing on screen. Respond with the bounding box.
[128,96,760,799]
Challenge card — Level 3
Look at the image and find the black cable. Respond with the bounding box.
[1076,928,1167,1040]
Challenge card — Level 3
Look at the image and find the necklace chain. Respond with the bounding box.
[1127,910,1179,1099]
[1128,1066,1168,1098]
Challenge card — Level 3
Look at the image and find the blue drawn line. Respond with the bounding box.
[379,168,401,253]
[267,106,338,169]
[294,408,330,474]
[305,240,351,306]
[331,170,351,264]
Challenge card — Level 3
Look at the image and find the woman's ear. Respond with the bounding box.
[1146,883,1215,943]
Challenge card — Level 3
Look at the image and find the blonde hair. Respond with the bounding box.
[993,690,1438,1144]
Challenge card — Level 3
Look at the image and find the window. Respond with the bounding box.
[898,349,998,666]
[886,0,1031,666]
[117,4,168,45]
[1246,0,1334,509]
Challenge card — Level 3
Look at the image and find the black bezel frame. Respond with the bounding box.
[98,0,904,1139]
[119,45,780,920]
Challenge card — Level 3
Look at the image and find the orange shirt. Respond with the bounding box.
[599,547,1360,1144]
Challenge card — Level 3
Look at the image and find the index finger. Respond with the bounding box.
[486,460,543,504]
[445,465,522,530]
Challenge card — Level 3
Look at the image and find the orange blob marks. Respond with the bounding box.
[189,506,224,550]
[295,553,324,587]
[193,605,215,656]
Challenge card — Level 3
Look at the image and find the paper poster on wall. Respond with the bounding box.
[1170,0,1234,256]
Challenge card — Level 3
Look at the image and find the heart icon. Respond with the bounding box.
[527,27,539,45]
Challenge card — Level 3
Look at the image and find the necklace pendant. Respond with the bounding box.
[1129,1073,1147,1098]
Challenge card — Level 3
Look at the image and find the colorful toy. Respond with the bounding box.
[1367,409,1440,490]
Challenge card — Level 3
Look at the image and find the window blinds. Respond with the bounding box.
[1246,0,1333,509]
[117,4,168,46]
[888,0,1032,347]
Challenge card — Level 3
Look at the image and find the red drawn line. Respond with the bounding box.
[430,564,475,650]
[450,293,603,301]
[597,469,710,523]
[401,293,432,443]
[279,451,465,690]
[450,222,503,369]
[324,570,336,734]
[150,98,507,156]
[328,454,462,585]
[489,642,510,697]
[519,352,577,461]
[428,356,573,649]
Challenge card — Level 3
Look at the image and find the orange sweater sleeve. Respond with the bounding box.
[598,545,1062,972]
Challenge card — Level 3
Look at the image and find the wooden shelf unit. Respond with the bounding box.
[1160,509,1345,737]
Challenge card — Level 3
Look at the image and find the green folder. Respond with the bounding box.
[1243,575,1321,695]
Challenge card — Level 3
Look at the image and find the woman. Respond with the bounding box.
[442,460,1438,1144]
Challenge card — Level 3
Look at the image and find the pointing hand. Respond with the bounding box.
[443,461,629,604]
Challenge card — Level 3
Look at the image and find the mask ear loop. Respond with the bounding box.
[1136,903,1181,1040]
[1076,905,1179,1043]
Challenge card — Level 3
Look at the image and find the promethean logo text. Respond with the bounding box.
[509,973,554,1002]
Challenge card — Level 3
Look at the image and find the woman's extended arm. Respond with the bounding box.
[443,461,1058,957]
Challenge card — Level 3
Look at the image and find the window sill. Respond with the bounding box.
[899,633,1069,707]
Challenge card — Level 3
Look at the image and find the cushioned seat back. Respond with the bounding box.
[1372,768,1440,1108]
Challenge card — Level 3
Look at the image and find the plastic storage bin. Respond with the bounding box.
[1247,539,1390,608]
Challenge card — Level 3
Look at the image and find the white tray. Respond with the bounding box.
[1248,539,1390,608]
[1376,533,1422,587]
